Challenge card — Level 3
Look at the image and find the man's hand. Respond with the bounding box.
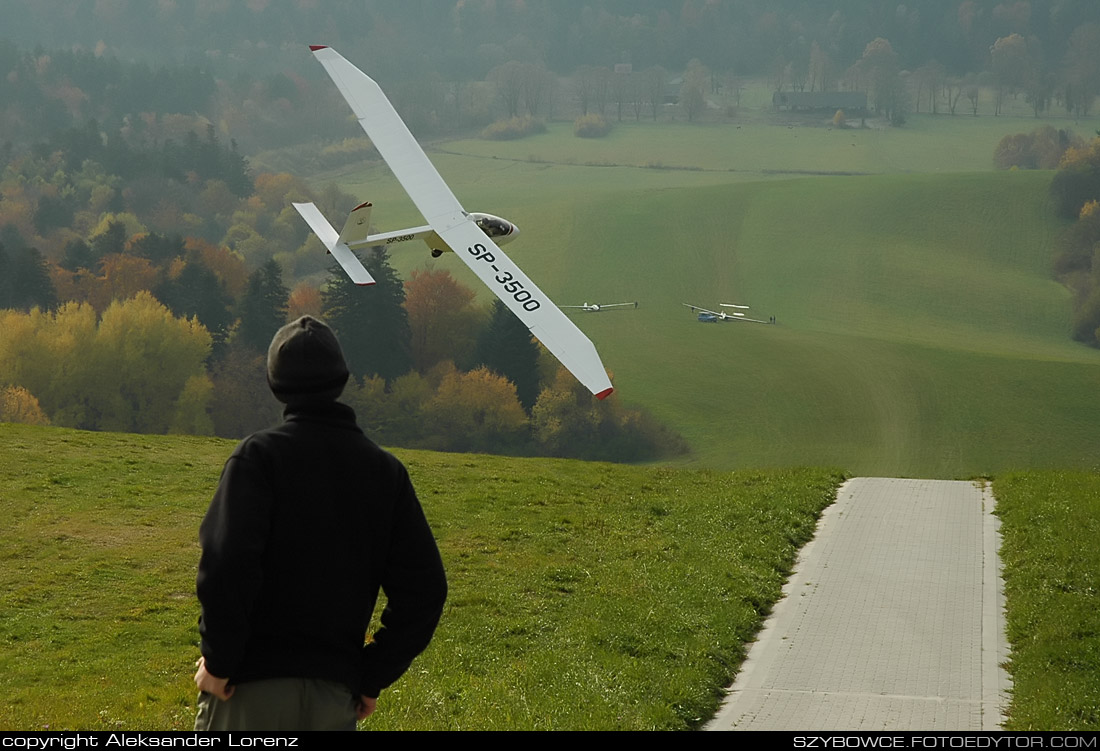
[356,695,376,720]
[194,656,235,701]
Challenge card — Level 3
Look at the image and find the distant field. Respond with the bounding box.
[0,423,841,730]
[316,121,1100,478]
[310,110,1100,230]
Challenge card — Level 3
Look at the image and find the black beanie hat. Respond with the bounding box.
[266,316,350,404]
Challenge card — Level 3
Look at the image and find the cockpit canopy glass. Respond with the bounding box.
[475,216,512,237]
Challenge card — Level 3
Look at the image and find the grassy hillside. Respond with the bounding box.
[5,425,1099,730]
[324,137,1100,477]
[0,423,842,730]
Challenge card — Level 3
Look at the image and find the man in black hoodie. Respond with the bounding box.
[194,316,447,731]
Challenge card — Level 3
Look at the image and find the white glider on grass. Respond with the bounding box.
[563,301,639,313]
[293,45,613,400]
[683,302,769,324]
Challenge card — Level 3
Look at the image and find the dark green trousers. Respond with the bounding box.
[194,678,358,731]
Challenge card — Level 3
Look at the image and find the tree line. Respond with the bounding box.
[1048,134,1100,346]
[0,55,684,461]
[6,3,1100,149]
[0,241,686,462]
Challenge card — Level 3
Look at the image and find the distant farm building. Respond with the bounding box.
[772,91,867,113]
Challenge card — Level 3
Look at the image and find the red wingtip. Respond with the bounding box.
[309,45,328,51]
[595,387,614,401]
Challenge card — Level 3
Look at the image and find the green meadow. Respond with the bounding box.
[320,112,1100,479]
[3,428,1098,730]
[0,423,842,730]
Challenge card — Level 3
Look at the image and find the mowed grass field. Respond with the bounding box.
[0,424,842,730]
[318,112,1100,478]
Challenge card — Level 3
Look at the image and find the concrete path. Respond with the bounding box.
[705,478,1011,731]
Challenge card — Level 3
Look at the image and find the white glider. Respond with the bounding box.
[683,303,769,324]
[294,45,613,400]
[563,301,638,313]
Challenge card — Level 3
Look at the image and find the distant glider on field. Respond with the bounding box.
[683,302,769,324]
[563,301,638,313]
[293,45,613,400]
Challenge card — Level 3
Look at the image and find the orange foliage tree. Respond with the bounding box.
[287,282,323,320]
[403,268,482,372]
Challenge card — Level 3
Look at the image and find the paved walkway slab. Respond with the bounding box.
[706,477,1010,731]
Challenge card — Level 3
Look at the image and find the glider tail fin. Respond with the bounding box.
[292,201,376,286]
[338,201,373,247]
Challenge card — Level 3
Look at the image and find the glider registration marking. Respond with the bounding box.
[468,243,541,311]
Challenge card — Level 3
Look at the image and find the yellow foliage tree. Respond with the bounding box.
[88,211,146,242]
[94,292,213,433]
[1059,137,1100,170]
[0,294,213,433]
[421,367,528,453]
[0,385,51,426]
[253,172,308,212]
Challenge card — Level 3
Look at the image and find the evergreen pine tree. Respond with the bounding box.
[321,247,411,383]
[11,247,57,311]
[236,259,289,354]
[92,220,128,259]
[155,259,233,344]
[0,243,12,309]
[60,238,95,272]
[474,299,542,411]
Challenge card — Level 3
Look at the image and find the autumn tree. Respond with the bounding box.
[287,282,323,320]
[1051,136,1100,219]
[419,367,529,454]
[342,370,432,447]
[532,366,686,462]
[94,253,158,311]
[0,385,50,426]
[853,38,904,122]
[90,292,214,433]
[403,268,481,373]
[0,294,212,433]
